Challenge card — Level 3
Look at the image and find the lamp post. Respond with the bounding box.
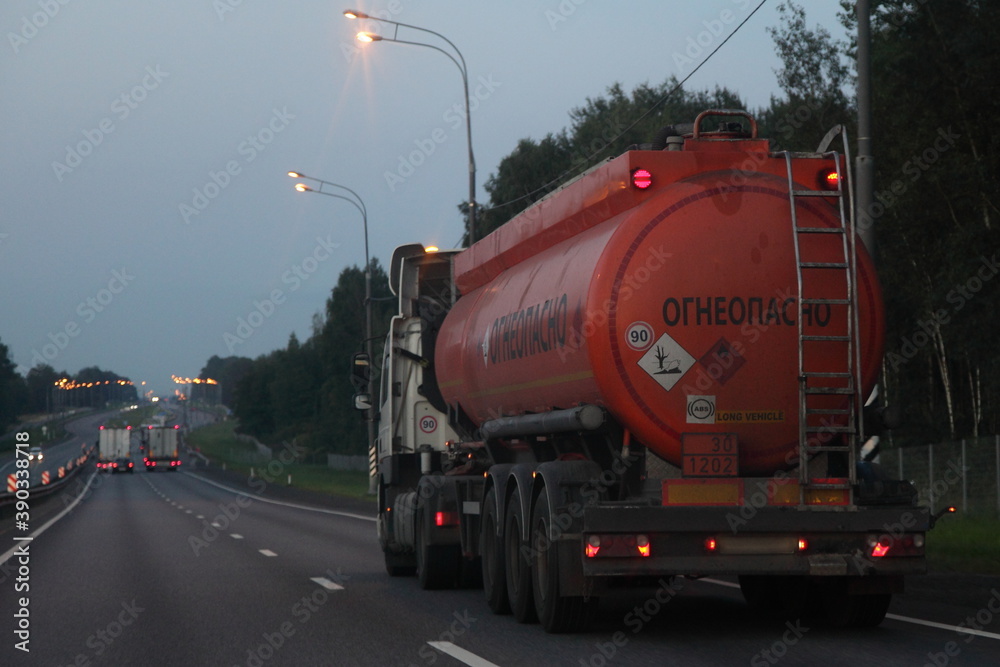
[345,9,477,245]
[289,171,375,488]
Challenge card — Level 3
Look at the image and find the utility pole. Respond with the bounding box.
[856,0,875,257]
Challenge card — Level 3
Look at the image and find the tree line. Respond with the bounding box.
[200,261,396,460]
[0,342,138,434]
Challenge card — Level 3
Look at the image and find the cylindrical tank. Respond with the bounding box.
[435,169,884,475]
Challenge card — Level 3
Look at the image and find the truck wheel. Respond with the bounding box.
[531,491,596,633]
[416,505,459,590]
[504,490,537,623]
[481,487,510,613]
[739,575,809,618]
[822,580,891,627]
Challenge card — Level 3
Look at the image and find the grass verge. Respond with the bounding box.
[927,515,1000,575]
[187,420,373,501]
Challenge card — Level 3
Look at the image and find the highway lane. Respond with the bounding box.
[0,410,102,483]
[3,443,1000,664]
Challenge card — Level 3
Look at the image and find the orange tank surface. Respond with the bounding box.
[436,144,884,475]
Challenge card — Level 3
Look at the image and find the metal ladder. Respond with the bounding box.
[783,128,863,507]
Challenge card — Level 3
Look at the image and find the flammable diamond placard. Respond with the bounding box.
[637,332,696,391]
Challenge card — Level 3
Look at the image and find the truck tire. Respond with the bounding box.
[415,505,459,590]
[531,491,596,633]
[822,580,891,627]
[504,490,537,623]
[739,575,809,618]
[480,487,510,614]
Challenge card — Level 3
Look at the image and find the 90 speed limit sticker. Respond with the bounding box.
[625,321,654,351]
[419,416,438,434]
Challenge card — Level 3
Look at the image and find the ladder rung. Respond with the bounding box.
[806,408,851,415]
[791,189,842,197]
[796,227,845,234]
[802,372,853,378]
[801,298,850,305]
[799,262,849,269]
[805,387,855,395]
[802,335,851,342]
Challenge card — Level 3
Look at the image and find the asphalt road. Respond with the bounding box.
[2,415,999,665]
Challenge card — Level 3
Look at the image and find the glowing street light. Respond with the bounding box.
[345,10,478,245]
[289,170,375,482]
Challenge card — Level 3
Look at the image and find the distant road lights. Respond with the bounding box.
[356,32,381,43]
[295,183,311,192]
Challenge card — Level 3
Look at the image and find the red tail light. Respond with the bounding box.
[631,168,653,190]
[434,511,457,527]
[585,535,601,558]
[636,535,651,558]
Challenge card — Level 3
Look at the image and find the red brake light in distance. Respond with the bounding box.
[820,169,840,190]
[704,537,718,552]
[631,168,653,190]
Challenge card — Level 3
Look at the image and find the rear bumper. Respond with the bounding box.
[578,504,929,578]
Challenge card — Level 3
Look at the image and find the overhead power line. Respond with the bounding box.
[483,0,769,216]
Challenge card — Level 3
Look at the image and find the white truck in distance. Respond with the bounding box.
[144,425,182,471]
[97,426,133,473]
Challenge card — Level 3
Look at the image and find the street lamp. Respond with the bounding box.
[345,10,478,245]
[289,170,375,489]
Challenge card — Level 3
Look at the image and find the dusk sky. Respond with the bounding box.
[1,1,845,398]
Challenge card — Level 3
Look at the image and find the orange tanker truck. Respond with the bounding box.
[354,110,940,633]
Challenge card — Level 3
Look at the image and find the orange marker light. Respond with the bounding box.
[820,169,840,190]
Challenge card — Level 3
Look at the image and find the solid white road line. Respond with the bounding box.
[699,577,1000,641]
[427,642,501,667]
[0,471,98,566]
[183,472,376,522]
[884,613,1000,641]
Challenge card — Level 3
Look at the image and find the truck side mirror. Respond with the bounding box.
[351,353,371,391]
[353,393,372,411]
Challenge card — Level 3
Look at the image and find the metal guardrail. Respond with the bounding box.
[0,447,94,509]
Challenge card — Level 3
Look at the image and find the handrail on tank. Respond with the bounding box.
[692,109,758,139]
